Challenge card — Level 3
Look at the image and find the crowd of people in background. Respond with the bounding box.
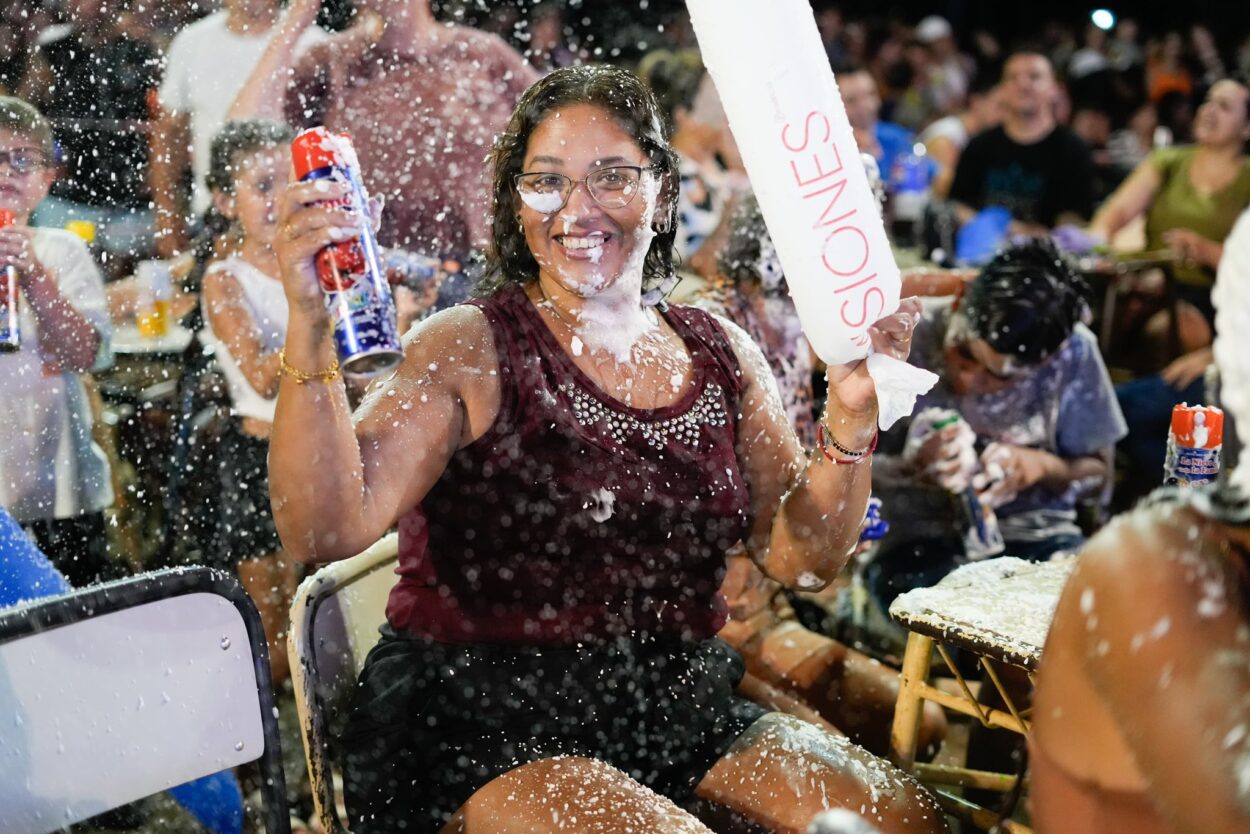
[3,0,1250,832]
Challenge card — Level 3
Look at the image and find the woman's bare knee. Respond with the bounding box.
[696,713,949,834]
[442,756,712,834]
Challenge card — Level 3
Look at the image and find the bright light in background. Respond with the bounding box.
[1091,9,1116,31]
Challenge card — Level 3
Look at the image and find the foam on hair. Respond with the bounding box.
[961,237,1089,365]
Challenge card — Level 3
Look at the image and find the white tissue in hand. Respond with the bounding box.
[867,353,939,430]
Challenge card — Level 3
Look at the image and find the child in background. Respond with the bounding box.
[0,96,116,586]
[199,119,301,689]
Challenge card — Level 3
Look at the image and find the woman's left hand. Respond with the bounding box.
[825,296,922,418]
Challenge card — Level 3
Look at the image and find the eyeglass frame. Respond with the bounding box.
[944,312,1029,382]
[513,164,657,212]
[0,147,51,176]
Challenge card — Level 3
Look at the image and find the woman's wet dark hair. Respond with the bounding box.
[206,119,295,194]
[961,238,1089,365]
[479,65,681,297]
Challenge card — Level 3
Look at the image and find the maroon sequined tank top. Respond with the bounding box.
[385,282,753,643]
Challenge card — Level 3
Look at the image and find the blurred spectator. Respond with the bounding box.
[1148,32,1193,103]
[1107,18,1144,73]
[814,2,849,72]
[1042,21,1078,79]
[1067,22,1111,81]
[889,38,939,132]
[949,49,1096,234]
[0,19,29,95]
[916,15,973,117]
[0,97,116,587]
[842,20,869,69]
[1105,98,1158,172]
[230,0,539,262]
[863,24,907,115]
[1156,88,1195,144]
[20,0,160,258]
[1189,24,1226,89]
[869,240,1124,605]
[1094,79,1250,495]
[840,66,915,189]
[657,9,697,51]
[1070,86,1118,203]
[1090,78,1250,329]
[695,194,816,446]
[151,0,326,258]
[524,1,579,75]
[919,73,1002,199]
[969,28,1004,82]
[639,49,745,279]
[198,119,299,688]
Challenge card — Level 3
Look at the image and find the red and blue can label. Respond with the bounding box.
[0,209,20,352]
[292,128,402,376]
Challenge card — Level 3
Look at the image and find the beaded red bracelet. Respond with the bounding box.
[818,423,878,465]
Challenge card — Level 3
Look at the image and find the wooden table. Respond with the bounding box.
[1076,250,1179,361]
[888,556,1077,833]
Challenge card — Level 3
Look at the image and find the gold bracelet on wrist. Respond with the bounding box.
[279,348,341,385]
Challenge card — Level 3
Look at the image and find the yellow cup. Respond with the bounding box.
[137,299,170,338]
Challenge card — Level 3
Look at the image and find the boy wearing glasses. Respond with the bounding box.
[867,239,1126,608]
[0,97,116,587]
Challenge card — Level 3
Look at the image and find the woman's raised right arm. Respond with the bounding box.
[226,0,321,121]
[268,178,499,563]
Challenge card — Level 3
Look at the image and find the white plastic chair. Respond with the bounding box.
[0,566,291,834]
[287,533,400,834]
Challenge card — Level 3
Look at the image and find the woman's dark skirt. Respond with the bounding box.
[339,627,766,833]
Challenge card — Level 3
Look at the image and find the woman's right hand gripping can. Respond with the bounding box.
[291,127,402,376]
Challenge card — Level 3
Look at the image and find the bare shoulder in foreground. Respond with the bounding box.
[1034,496,1250,834]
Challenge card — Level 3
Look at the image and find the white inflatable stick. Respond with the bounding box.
[687,0,936,427]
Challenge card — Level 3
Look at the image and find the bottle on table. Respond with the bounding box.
[888,143,931,249]
[291,127,402,377]
[0,209,21,352]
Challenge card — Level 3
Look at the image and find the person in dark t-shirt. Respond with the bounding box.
[950,51,1095,233]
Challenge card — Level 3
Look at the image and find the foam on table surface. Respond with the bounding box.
[888,556,1077,670]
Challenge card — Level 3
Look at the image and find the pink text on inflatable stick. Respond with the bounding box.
[781,109,887,330]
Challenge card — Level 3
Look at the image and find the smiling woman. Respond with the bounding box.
[267,64,946,834]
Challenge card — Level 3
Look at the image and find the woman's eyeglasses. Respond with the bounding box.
[0,148,49,176]
[514,165,652,211]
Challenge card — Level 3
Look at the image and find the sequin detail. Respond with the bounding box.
[560,381,728,449]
